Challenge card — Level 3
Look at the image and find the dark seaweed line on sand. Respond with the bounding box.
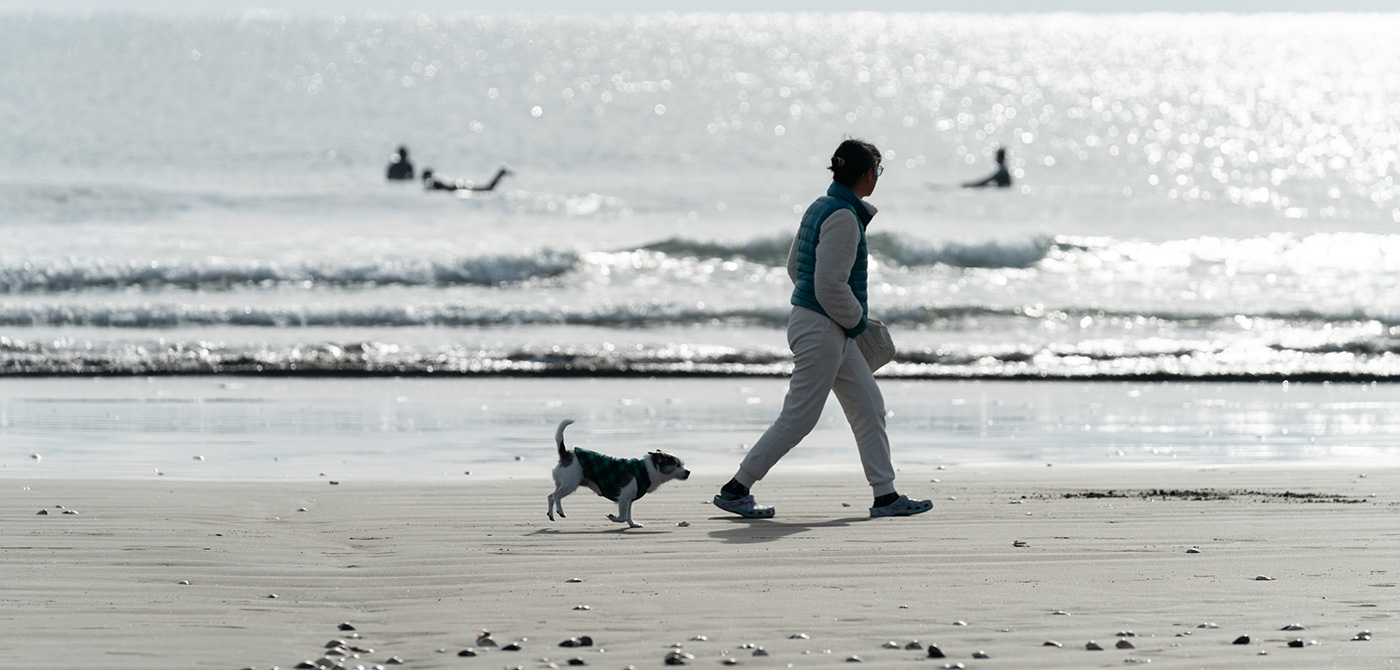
[1047,489,1368,504]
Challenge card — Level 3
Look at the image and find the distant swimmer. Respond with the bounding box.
[386,146,415,180]
[421,166,514,192]
[962,147,1012,188]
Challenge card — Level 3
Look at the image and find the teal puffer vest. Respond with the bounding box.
[790,182,872,338]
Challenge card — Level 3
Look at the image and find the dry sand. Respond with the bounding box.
[3,466,1396,669]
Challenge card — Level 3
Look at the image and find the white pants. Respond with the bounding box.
[735,306,897,496]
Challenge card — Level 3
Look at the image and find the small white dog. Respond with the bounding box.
[547,419,690,529]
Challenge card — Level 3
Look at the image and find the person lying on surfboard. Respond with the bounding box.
[421,166,513,192]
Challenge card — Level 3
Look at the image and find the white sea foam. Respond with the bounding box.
[0,251,579,292]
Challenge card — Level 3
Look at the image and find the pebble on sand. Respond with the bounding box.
[690,635,708,642]
[503,643,522,651]
[938,664,965,670]
[1286,639,1315,648]
[573,605,591,611]
[903,641,922,650]
[676,521,690,527]
[36,509,48,515]
[1115,631,1136,637]
[1115,640,1134,649]
[1197,622,1219,629]
[1255,575,1275,581]
[971,651,990,659]
[337,622,355,631]
[788,634,809,640]
[1013,540,1029,547]
[31,453,41,461]
[178,580,190,585]
[566,658,586,666]
[1353,631,1373,641]
[63,510,79,515]
[566,577,583,583]
[1280,624,1306,631]
[926,646,945,658]
[845,655,861,662]
[267,594,278,599]
[1042,641,1062,648]
[458,648,478,657]
[385,657,404,665]
[722,658,738,665]
[751,647,768,657]
[881,642,899,649]
[1233,635,1251,644]
[1186,548,1202,554]
[951,620,968,626]
[1085,641,1103,651]
[663,651,694,665]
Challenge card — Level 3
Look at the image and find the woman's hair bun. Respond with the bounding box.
[828,138,880,187]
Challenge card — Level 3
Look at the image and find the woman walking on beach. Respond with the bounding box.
[713,139,933,520]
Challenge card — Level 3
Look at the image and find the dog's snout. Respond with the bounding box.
[679,470,691,480]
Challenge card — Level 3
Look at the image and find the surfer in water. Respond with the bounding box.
[962,147,1012,188]
[386,146,415,181]
[421,166,513,192]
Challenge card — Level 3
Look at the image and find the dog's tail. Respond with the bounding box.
[555,418,576,465]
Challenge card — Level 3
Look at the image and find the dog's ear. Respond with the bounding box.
[648,450,683,471]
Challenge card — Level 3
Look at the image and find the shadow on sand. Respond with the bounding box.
[706,516,871,544]
[528,526,671,536]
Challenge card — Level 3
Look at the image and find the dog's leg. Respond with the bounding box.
[607,479,642,528]
[551,483,575,520]
[549,473,578,521]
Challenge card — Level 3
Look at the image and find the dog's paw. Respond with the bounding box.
[548,512,555,521]
[609,514,642,528]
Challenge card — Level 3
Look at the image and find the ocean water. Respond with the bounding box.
[3,12,1400,380]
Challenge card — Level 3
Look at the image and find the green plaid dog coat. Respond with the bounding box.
[574,448,652,502]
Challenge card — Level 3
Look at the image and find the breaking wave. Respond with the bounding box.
[0,251,580,292]
[637,232,1058,269]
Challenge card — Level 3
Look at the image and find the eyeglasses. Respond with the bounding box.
[873,165,884,177]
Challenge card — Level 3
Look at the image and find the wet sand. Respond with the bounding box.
[4,466,1395,669]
